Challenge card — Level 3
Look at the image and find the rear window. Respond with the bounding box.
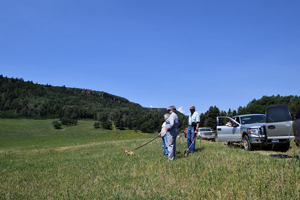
[296,107,300,120]
[266,105,291,123]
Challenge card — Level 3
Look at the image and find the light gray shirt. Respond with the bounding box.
[160,122,167,137]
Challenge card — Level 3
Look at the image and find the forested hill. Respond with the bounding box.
[0,75,188,132]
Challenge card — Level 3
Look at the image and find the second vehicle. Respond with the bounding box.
[197,127,215,141]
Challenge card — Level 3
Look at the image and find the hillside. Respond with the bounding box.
[0,75,188,132]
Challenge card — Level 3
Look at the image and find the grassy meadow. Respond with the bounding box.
[1,119,300,199]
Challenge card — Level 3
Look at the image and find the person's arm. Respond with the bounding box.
[195,122,200,134]
[194,113,200,134]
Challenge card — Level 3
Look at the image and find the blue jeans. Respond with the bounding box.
[187,126,196,153]
[161,136,168,156]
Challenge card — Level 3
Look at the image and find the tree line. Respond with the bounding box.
[1,75,299,132]
[0,75,188,132]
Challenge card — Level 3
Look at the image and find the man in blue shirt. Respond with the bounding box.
[187,105,200,153]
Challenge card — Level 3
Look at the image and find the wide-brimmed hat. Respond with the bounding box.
[167,106,176,111]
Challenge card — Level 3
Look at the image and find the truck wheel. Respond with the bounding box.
[243,135,254,151]
[295,139,299,147]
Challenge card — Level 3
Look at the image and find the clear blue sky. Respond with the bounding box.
[1,0,299,115]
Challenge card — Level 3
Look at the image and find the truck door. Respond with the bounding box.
[294,106,300,145]
[265,104,294,140]
[217,116,241,142]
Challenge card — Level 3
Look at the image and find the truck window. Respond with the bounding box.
[219,118,230,126]
[241,115,266,124]
[266,107,291,123]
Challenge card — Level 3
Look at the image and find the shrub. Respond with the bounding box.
[60,117,78,126]
[101,121,112,130]
[94,122,100,129]
[52,120,62,129]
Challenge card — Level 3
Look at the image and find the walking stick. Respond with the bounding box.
[184,135,197,157]
[134,135,159,150]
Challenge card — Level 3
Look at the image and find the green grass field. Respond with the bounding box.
[1,119,300,199]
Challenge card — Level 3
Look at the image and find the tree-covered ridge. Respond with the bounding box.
[200,95,300,130]
[0,75,188,132]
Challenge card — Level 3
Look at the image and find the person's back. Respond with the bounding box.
[166,106,179,161]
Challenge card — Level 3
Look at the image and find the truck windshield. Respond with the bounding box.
[241,115,266,124]
[200,129,211,131]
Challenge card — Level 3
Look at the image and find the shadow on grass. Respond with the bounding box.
[174,146,205,159]
[225,142,242,149]
[269,154,299,160]
[195,146,205,152]
[223,142,300,160]
[225,142,291,153]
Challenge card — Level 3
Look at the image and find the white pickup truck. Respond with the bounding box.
[217,104,294,151]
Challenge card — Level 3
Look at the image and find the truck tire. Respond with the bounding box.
[243,135,254,151]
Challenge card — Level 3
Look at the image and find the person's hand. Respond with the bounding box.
[158,133,161,137]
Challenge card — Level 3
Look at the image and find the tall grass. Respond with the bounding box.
[1,119,300,199]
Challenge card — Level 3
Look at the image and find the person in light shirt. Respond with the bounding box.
[157,113,170,157]
[187,105,200,153]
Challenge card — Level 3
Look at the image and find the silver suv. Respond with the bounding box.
[217,104,294,151]
[197,127,215,141]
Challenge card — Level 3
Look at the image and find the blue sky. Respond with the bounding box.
[1,0,299,115]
